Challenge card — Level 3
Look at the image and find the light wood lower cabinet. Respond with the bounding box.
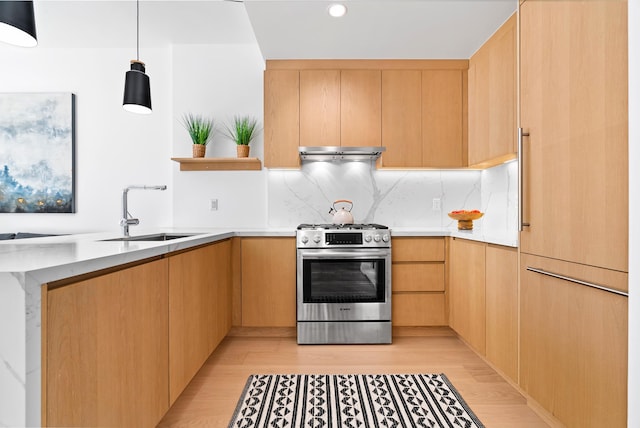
[448,239,518,379]
[485,244,518,382]
[241,237,296,327]
[391,237,446,326]
[448,238,486,354]
[45,259,170,428]
[168,240,231,404]
[520,253,628,428]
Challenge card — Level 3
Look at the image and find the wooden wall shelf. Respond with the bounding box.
[171,157,262,171]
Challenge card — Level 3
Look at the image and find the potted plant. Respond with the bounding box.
[223,115,259,158]
[180,113,215,158]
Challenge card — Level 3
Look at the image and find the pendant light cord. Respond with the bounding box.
[136,0,140,61]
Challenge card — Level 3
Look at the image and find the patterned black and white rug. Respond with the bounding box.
[228,373,484,427]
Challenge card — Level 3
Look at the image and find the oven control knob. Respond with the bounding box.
[313,234,322,244]
[374,234,381,242]
[382,234,389,242]
[301,235,309,244]
[364,234,372,242]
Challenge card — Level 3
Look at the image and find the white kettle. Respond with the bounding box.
[329,199,354,224]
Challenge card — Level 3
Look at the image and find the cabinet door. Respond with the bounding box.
[520,254,627,427]
[485,245,518,382]
[381,70,422,167]
[300,70,340,147]
[46,259,169,428]
[264,69,300,168]
[392,237,445,262]
[241,237,296,327]
[448,238,485,354]
[519,0,628,271]
[341,70,382,147]
[393,264,444,292]
[422,70,464,167]
[468,46,490,165]
[392,294,446,326]
[468,13,516,166]
[168,240,231,404]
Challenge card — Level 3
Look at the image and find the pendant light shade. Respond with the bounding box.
[122,0,152,114]
[123,60,152,114]
[0,1,37,47]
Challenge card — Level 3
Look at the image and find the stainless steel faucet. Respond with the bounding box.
[120,185,167,236]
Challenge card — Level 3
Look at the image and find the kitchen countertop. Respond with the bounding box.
[0,225,516,426]
[0,226,516,277]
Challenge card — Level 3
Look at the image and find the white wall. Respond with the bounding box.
[171,44,268,228]
[628,0,638,425]
[0,47,173,234]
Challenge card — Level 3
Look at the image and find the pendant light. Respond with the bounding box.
[0,1,37,47]
[123,0,152,114]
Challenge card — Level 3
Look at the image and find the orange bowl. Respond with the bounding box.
[448,210,484,221]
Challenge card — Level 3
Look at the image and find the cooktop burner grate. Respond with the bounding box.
[297,223,388,230]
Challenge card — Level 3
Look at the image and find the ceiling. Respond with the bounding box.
[9,0,517,59]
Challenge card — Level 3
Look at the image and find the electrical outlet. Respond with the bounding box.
[210,199,218,211]
[432,198,441,211]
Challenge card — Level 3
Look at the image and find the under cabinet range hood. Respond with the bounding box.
[299,146,386,162]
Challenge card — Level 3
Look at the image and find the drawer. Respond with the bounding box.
[392,293,446,326]
[392,237,445,262]
[392,264,444,292]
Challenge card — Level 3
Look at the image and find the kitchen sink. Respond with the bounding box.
[101,233,202,242]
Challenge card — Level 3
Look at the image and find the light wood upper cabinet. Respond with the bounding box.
[519,1,628,272]
[299,69,381,147]
[241,237,297,327]
[45,259,169,428]
[468,13,517,167]
[300,70,340,146]
[341,70,382,147]
[264,69,300,168]
[380,68,466,168]
[168,240,231,405]
[381,70,423,167]
[448,238,486,354]
[422,70,465,167]
[265,60,468,168]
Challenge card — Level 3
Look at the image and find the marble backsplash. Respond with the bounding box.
[267,159,518,235]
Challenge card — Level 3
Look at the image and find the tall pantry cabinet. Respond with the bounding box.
[518,1,628,427]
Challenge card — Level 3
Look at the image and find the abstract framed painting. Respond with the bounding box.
[0,93,76,213]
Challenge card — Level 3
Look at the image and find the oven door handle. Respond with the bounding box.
[298,249,390,259]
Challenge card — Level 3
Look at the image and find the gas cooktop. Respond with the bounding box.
[297,223,389,230]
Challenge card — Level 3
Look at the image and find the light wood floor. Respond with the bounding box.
[157,327,550,428]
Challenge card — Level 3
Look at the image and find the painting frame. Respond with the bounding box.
[0,92,76,213]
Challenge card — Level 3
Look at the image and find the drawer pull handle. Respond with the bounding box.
[526,267,628,297]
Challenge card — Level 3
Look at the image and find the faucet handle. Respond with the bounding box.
[120,218,140,226]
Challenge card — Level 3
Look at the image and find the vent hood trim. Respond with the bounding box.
[299,146,386,161]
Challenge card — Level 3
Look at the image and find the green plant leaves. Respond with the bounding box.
[223,115,260,146]
[180,113,215,146]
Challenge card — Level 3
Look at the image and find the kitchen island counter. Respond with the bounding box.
[0,227,294,427]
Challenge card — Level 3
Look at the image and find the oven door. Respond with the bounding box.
[297,248,391,322]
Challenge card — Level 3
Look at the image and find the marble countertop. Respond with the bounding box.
[0,226,516,281]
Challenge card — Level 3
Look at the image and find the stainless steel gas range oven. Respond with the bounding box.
[296,223,391,344]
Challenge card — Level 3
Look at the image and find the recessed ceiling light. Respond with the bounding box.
[328,3,347,18]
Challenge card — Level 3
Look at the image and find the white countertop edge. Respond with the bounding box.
[390,227,518,248]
